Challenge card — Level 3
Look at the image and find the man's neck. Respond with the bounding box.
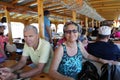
[33,39,39,50]
[99,38,108,42]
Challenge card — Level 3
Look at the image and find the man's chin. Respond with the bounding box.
[27,44,33,47]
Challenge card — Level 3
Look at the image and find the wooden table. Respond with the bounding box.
[0,60,53,80]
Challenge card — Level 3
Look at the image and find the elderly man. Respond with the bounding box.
[0,25,52,80]
[87,26,120,61]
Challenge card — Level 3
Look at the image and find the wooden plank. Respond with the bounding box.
[5,6,13,44]
[37,0,44,38]
[72,10,76,22]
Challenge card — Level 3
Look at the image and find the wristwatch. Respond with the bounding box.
[16,73,21,79]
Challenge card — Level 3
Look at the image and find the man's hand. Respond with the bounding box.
[0,67,11,73]
[0,67,17,80]
[0,71,16,80]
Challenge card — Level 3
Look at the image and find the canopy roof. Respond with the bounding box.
[0,0,119,23]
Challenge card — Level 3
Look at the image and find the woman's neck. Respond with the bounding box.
[66,41,77,48]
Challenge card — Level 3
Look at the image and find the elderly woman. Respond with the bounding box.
[49,21,116,80]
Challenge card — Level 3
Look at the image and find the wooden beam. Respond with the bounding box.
[85,16,88,29]
[5,6,13,44]
[37,0,44,38]
[0,1,35,12]
[89,0,119,4]
[92,19,94,27]
[72,10,76,22]
[24,1,37,7]
[11,0,18,5]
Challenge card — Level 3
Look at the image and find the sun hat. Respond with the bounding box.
[98,26,112,35]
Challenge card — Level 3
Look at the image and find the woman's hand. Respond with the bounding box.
[99,58,114,64]
[63,76,75,80]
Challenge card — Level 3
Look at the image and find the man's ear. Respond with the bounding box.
[107,35,110,39]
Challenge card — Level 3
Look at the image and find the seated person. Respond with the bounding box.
[0,23,8,62]
[87,26,120,61]
[114,30,120,38]
[56,37,66,46]
[49,22,117,80]
[0,25,53,80]
[80,36,88,50]
[78,28,88,49]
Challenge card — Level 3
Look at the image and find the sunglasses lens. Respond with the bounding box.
[65,30,71,34]
[65,30,78,34]
[72,30,78,33]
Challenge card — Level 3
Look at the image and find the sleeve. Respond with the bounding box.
[114,45,120,59]
[22,44,29,57]
[39,42,51,63]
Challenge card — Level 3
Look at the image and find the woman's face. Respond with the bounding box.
[64,24,78,42]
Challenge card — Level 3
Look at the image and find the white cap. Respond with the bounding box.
[98,26,112,35]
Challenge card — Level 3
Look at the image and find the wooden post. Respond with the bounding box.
[63,17,66,24]
[85,16,88,30]
[96,21,98,27]
[92,18,94,27]
[63,10,66,24]
[37,0,44,38]
[72,10,76,22]
[98,21,101,27]
[4,6,13,44]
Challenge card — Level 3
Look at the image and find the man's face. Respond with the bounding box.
[24,29,39,48]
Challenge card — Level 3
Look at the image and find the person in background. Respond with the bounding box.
[80,36,88,50]
[87,26,120,61]
[56,37,66,47]
[113,28,120,38]
[49,21,116,80]
[1,17,6,23]
[0,23,8,62]
[78,28,88,49]
[44,10,52,43]
[91,26,98,37]
[0,25,52,80]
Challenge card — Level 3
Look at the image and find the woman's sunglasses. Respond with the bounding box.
[64,30,78,34]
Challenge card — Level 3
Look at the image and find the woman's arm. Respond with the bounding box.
[49,45,74,80]
[79,41,113,64]
[0,44,7,59]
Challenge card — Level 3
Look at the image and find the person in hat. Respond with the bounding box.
[0,22,8,62]
[87,26,120,61]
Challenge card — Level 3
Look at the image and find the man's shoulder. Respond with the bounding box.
[88,42,96,46]
[40,38,50,45]
[87,42,100,49]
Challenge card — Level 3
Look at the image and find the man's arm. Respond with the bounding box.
[10,56,28,72]
[18,63,45,78]
[0,62,46,80]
